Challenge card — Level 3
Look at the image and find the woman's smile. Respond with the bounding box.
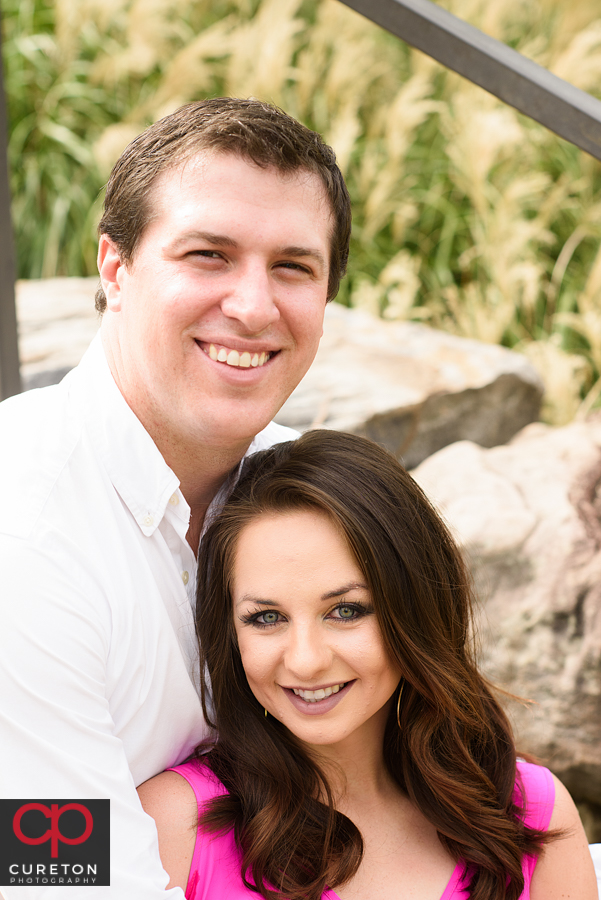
[290,681,348,701]
[282,680,355,716]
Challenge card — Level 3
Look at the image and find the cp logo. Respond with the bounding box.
[13,803,94,858]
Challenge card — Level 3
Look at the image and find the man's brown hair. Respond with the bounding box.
[96,97,351,311]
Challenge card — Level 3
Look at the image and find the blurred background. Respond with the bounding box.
[5,0,601,423]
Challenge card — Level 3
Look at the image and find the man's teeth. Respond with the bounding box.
[207,344,270,368]
[292,683,346,703]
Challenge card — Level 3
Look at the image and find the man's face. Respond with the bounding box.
[99,152,332,454]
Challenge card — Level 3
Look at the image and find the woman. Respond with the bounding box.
[138,431,597,899]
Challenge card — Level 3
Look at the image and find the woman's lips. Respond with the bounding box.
[282,680,355,715]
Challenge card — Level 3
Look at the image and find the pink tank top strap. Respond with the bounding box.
[513,760,555,831]
[514,759,555,895]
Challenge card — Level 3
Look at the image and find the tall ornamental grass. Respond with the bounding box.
[5,0,601,423]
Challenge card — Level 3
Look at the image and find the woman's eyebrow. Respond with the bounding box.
[320,582,369,601]
[235,595,281,609]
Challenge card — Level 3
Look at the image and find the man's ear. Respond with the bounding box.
[98,235,126,312]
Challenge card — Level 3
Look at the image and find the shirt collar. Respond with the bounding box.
[68,333,182,537]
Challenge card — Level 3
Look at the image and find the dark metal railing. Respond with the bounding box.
[0,10,19,402]
[337,0,601,161]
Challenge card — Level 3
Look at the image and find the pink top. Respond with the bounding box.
[169,759,554,900]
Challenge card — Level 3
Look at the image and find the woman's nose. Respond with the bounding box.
[283,624,333,682]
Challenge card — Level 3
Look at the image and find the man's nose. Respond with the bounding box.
[221,262,280,335]
[284,624,332,682]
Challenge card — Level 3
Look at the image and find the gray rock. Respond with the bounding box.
[412,420,601,809]
[16,277,100,390]
[276,303,543,468]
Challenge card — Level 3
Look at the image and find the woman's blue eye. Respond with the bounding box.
[337,606,356,619]
[330,603,372,620]
[239,609,282,628]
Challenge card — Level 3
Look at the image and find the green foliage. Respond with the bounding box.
[5,0,102,277]
[5,0,601,421]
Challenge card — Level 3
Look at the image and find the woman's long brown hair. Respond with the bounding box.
[195,430,551,900]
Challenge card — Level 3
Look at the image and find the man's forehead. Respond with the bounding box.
[149,149,331,209]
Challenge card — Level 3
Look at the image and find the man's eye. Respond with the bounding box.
[277,261,310,273]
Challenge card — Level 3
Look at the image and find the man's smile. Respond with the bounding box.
[199,341,277,368]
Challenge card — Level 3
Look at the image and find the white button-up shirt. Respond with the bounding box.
[0,335,298,898]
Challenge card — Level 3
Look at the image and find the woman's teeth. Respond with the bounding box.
[292,683,346,703]
[207,344,270,368]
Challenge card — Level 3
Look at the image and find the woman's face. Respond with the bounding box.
[232,509,402,755]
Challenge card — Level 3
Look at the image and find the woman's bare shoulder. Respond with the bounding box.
[138,769,197,818]
[138,770,198,892]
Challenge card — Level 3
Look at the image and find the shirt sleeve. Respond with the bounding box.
[0,532,186,900]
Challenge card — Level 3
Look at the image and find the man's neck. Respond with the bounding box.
[138,412,251,555]
[167,438,251,556]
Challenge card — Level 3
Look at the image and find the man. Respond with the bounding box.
[0,98,351,897]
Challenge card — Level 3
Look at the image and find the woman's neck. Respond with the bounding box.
[307,703,398,807]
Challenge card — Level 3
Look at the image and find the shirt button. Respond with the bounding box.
[169,493,179,506]
[143,514,154,527]
[181,571,189,586]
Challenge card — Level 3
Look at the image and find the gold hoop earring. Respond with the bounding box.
[264,707,268,718]
[396,680,405,730]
